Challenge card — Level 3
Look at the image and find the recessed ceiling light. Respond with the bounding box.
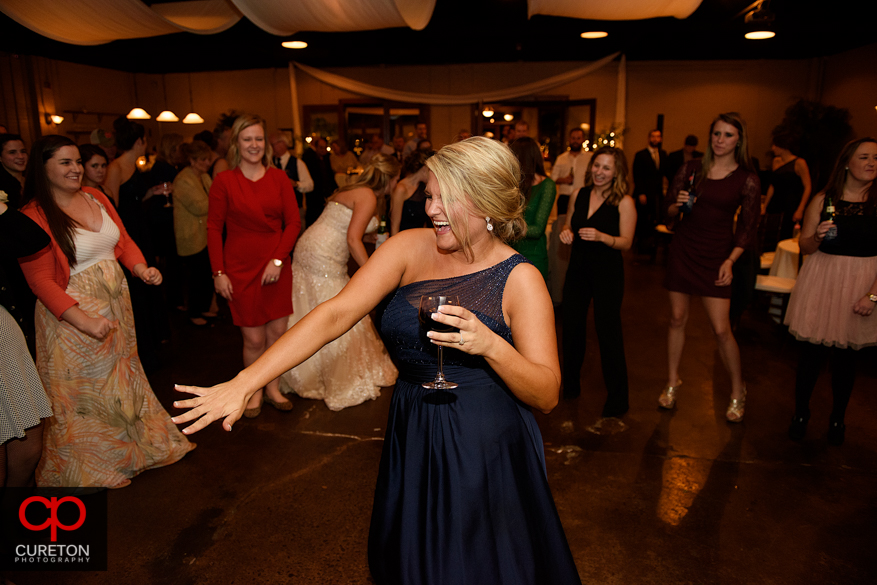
[282,41,308,49]
[744,31,775,39]
[581,31,608,39]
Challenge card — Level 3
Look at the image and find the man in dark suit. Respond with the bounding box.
[301,136,336,228]
[270,132,313,228]
[665,134,704,183]
[632,129,668,255]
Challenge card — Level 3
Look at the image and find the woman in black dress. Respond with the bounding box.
[389,149,432,235]
[559,147,636,421]
[761,130,811,251]
[660,113,761,422]
[785,138,877,445]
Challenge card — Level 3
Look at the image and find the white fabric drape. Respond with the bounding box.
[0,0,240,45]
[231,0,436,34]
[293,53,621,106]
[614,54,626,145]
[0,0,435,45]
[527,0,702,20]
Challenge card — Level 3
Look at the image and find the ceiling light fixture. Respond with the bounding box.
[282,41,308,49]
[482,108,495,117]
[182,73,204,124]
[581,31,608,39]
[743,0,776,40]
[45,114,64,125]
[127,73,151,120]
[156,111,180,122]
[503,114,514,121]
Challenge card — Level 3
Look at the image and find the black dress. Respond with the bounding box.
[561,188,629,417]
[370,255,581,585]
[763,159,804,250]
[398,183,429,232]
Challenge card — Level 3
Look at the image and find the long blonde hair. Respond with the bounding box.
[335,153,400,217]
[426,137,527,260]
[226,114,272,170]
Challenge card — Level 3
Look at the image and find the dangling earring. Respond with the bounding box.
[486,217,494,232]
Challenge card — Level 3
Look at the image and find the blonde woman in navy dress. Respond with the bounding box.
[174,137,582,584]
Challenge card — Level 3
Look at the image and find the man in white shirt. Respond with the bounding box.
[270,132,314,224]
[403,123,428,157]
[360,134,395,167]
[547,128,592,304]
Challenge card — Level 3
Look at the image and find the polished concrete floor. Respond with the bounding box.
[7,254,877,585]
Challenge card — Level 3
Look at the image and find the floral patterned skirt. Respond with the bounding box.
[35,259,194,488]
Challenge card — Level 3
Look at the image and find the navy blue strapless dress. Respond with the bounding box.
[369,255,581,585]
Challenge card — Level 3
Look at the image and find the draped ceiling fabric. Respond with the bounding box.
[0,0,241,45]
[0,0,436,45]
[233,0,436,35]
[527,0,703,20]
[293,52,621,106]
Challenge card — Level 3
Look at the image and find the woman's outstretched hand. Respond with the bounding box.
[172,380,250,434]
[427,304,497,357]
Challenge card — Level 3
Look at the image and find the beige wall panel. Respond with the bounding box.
[823,44,877,139]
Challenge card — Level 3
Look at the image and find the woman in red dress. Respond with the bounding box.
[207,114,301,417]
[660,112,761,422]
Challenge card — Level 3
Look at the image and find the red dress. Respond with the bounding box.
[207,167,301,327]
[663,160,761,298]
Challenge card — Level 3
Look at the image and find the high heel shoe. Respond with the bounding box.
[788,414,809,441]
[658,380,682,409]
[264,395,293,412]
[726,385,747,423]
[827,421,846,446]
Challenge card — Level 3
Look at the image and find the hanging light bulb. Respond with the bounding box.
[127,108,151,120]
[156,110,180,122]
[182,113,205,124]
[182,73,204,125]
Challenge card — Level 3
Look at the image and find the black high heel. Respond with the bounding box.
[827,421,846,446]
[788,414,809,441]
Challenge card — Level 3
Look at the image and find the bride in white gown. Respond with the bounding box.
[280,153,400,410]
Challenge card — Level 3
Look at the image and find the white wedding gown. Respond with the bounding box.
[280,202,398,410]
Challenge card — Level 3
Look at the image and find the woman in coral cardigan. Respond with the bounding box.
[19,135,194,489]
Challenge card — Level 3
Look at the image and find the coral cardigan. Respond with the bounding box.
[19,187,146,320]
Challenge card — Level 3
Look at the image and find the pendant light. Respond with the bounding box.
[127,73,151,120]
[182,73,205,124]
[156,75,179,122]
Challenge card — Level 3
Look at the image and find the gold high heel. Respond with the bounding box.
[658,380,682,409]
[726,384,747,423]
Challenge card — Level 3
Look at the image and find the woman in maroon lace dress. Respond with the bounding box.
[659,112,761,422]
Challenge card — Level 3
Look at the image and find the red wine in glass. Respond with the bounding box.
[419,295,460,390]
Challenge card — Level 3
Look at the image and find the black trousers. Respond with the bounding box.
[561,269,629,417]
[794,340,858,424]
[181,248,214,319]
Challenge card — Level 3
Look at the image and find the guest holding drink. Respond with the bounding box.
[19,136,194,488]
[279,154,399,411]
[208,114,301,417]
[660,113,761,422]
[510,136,556,281]
[560,147,635,421]
[785,138,877,445]
[174,137,582,584]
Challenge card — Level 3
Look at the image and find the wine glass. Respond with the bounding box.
[419,295,460,390]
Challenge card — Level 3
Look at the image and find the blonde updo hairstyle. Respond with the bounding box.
[227,113,272,169]
[426,136,527,260]
[335,152,400,218]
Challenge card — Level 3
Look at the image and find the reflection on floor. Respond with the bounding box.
[8,253,876,584]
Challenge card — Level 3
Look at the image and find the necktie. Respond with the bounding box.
[274,157,282,168]
[652,150,660,169]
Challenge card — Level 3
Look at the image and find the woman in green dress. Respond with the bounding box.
[510,137,556,280]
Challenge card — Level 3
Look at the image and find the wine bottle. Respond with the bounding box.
[375,215,389,248]
[680,171,697,214]
[822,195,837,241]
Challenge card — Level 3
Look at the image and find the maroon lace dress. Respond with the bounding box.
[663,160,761,298]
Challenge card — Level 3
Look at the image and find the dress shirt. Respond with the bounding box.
[551,150,592,197]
